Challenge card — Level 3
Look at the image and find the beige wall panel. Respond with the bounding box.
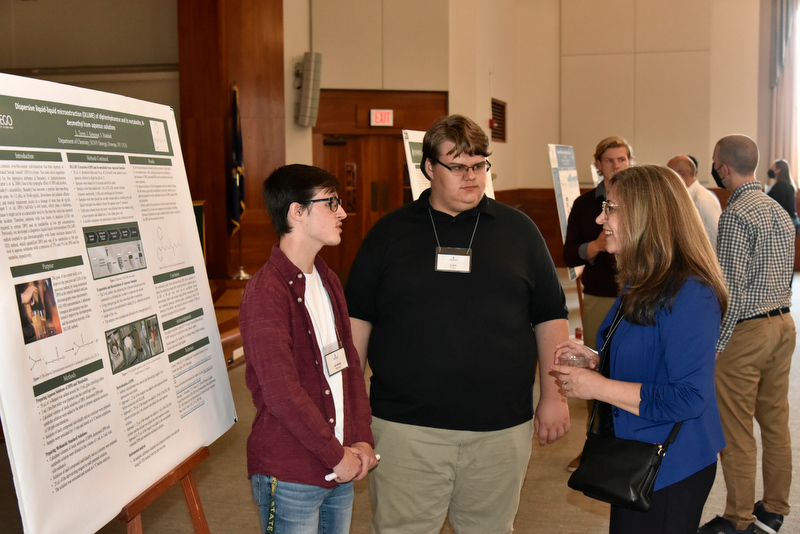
[3,0,177,68]
[314,0,383,89]
[561,0,635,56]
[512,0,561,189]
[635,0,712,53]
[756,0,773,156]
[383,0,448,91]
[483,0,517,191]
[448,0,485,120]
[634,52,712,177]
[709,0,759,148]
[284,0,314,165]
[561,54,635,184]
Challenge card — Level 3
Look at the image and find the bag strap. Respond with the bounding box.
[587,306,624,431]
[587,304,683,450]
[661,421,683,453]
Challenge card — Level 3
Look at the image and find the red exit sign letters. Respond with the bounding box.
[370,109,394,127]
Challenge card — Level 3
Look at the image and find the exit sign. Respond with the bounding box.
[370,109,394,126]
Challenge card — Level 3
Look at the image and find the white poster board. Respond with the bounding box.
[590,163,601,187]
[0,73,236,534]
[548,144,584,282]
[402,129,495,200]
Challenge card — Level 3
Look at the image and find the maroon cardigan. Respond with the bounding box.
[240,244,374,487]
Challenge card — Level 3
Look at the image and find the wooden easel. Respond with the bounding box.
[117,447,211,534]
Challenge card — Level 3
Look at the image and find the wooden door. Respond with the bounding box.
[312,89,448,281]
[316,134,410,283]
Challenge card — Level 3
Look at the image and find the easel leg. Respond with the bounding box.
[117,447,211,533]
[126,514,143,534]
[181,471,210,534]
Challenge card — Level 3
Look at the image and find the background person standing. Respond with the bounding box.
[698,135,795,534]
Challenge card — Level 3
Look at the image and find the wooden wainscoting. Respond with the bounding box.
[495,188,566,267]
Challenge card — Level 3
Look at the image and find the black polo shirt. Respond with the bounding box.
[346,189,568,431]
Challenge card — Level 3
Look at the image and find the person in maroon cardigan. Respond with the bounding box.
[240,164,377,534]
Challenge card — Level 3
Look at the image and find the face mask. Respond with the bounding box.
[711,165,725,189]
[768,169,776,179]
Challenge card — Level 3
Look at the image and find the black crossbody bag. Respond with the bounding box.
[567,307,682,512]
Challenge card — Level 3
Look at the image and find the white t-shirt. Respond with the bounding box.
[688,180,722,252]
[304,267,345,444]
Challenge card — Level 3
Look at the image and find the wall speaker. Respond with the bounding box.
[295,52,322,127]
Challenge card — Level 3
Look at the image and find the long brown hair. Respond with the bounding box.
[608,165,728,325]
[774,159,796,191]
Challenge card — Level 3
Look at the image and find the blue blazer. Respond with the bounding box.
[596,278,726,491]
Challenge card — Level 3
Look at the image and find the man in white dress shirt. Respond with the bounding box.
[668,154,722,251]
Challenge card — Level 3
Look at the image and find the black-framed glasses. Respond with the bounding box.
[305,196,343,212]
[601,200,621,217]
[433,158,491,177]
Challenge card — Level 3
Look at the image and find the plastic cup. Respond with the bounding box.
[557,353,591,368]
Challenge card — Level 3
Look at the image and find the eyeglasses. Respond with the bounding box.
[601,201,621,217]
[433,158,492,177]
[305,196,343,212]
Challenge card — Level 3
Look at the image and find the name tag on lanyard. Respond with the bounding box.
[324,347,348,375]
[435,247,472,273]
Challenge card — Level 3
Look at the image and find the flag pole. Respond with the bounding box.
[232,224,250,280]
[230,84,249,281]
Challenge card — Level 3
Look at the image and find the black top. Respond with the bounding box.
[562,184,619,297]
[767,180,799,225]
[346,189,568,431]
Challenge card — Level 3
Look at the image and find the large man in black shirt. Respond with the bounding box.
[346,115,570,534]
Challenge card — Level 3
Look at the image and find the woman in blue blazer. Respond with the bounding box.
[553,164,728,534]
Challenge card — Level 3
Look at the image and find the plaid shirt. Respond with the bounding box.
[716,180,794,352]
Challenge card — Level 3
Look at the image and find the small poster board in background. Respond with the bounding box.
[548,144,584,282]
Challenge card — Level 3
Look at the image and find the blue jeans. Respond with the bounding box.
[251,474,354,534]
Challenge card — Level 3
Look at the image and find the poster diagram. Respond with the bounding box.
[0,73,236,534]
[84,222,146,279]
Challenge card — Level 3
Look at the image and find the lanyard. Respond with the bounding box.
[428,209,481,250]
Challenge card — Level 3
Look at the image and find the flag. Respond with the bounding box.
[228,85,245,234]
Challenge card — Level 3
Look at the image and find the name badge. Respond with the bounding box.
[324,347,348,375]
[435,247,472,273]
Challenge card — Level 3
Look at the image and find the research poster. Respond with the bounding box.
[0,73,237,534]
[548,144,583,282]
[402,129,495,200]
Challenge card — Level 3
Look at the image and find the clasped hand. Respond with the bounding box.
[331,442,378,483]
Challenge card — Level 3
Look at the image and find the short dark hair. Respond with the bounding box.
[263,164,340,238]
[420,115,491,179]
[715,134,759,176]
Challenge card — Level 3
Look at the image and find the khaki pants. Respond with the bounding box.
[716,312,795,530]
[368,417,533,534]
[581,294,617,430]
[581,293,617,351]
